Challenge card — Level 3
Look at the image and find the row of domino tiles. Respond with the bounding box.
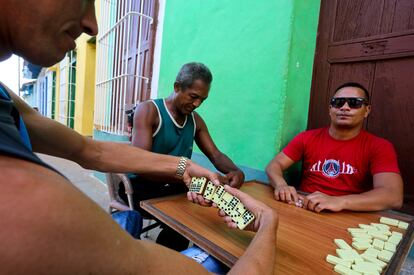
[326,216,409,275]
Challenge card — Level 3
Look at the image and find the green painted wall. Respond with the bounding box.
[158,0,320,171]
[281,0,320,148]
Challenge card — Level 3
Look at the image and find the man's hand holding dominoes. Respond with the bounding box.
[186,173,229,207]
[188,177,278,231]
[218,185,278,232]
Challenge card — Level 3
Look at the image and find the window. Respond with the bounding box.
[95,0,158,135]
[58,51,76,128]
[47,71,56,119]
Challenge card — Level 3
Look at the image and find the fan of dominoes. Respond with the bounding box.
[189,177,255,230]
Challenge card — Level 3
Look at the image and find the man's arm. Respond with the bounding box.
[1,156,277,274]
[266,152,298,203]
[5,86,217,185]
[303,172,403,212]
[194,113,245,188]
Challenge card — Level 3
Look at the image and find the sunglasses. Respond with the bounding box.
[330,97,368,109]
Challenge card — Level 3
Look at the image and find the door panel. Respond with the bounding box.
[368,58,414,200]
[333,0,385,42]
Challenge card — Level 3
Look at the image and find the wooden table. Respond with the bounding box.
[141,181,414,274]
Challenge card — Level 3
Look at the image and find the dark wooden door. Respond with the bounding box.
[124,0,158,107]
[309,0,414,212]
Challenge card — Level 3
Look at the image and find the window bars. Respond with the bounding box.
[95,0,153,135]
[58,51,76,129]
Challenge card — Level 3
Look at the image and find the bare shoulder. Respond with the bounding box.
[134,100,159,126]
[192,111,207,130]
[0,155,209,274]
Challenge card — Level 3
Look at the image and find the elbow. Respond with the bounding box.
[391,196,403,210]
[265,161,278,177]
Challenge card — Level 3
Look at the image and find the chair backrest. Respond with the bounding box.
[105,173,136,213]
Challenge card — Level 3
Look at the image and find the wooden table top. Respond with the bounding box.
[141,181,414,274]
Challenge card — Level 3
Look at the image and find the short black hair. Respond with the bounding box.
[175,62,213,90]
[335,82,370,101]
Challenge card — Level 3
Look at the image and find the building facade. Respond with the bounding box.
[24,0,321,182]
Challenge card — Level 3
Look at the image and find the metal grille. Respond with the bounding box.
[46,71,56,119]
[58,51,76,128]
[95,0,154,135]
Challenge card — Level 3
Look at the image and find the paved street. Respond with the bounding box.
[38,153,109,210]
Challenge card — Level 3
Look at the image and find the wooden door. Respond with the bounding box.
[124,0,158,107]
[309,0,414,212]
[111,0,158,133]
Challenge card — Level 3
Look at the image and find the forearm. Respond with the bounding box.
[210,153,241,174]
[228,211,278,275]
[266,163,287,189]
[340,188,403,211]
[77,139,182,177]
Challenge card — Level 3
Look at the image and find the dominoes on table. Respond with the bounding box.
[326,216,410,274]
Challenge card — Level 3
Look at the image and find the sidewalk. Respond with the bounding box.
[38,153,161,241]
[38,153,109,210]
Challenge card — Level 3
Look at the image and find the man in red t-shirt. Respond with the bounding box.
[266,82,403,212]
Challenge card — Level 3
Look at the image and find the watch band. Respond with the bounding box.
[176,156,188,178]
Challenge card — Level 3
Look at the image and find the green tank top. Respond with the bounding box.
[150,98,195,158]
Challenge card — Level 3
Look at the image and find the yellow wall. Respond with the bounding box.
[74,34,96,136]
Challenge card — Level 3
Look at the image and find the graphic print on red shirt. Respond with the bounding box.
[282,127,400,196]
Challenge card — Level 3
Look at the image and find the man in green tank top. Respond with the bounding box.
[123,62,245,250]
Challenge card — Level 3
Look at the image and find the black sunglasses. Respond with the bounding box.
[330,97,368,109]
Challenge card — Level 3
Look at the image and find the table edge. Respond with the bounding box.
[141,197,238,267]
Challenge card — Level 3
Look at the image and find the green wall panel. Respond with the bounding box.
[158,0,320,172]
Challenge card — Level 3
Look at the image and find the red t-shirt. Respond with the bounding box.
[282,127,400,196]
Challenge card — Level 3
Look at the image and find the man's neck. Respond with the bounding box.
[328,125,363,140]
[164,96,186,122]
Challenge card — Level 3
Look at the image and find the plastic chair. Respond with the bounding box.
[105,173,160,234]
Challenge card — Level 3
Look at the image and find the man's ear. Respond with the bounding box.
[174,82,181,93]
[364,105,371,118]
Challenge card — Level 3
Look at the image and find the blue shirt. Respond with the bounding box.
[0,83,57,172]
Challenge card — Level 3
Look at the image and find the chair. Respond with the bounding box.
[105,173,160,235]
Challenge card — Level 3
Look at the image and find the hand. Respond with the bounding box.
[217,185,278,232]
[302,191,345,213]
[225,170,245,189]
[183,160,220,207]
[274,184,299,204]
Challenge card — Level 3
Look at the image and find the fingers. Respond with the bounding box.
[314,203,324,213]
[186,191,196,203]
[208,172,221,186]
[303,193,321,212]
[275,186,297,203]
[290,187,299,203]
[186,192,211,207]
[274,189,280,201]
[279,189,286,201]
[218,174,230,185]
